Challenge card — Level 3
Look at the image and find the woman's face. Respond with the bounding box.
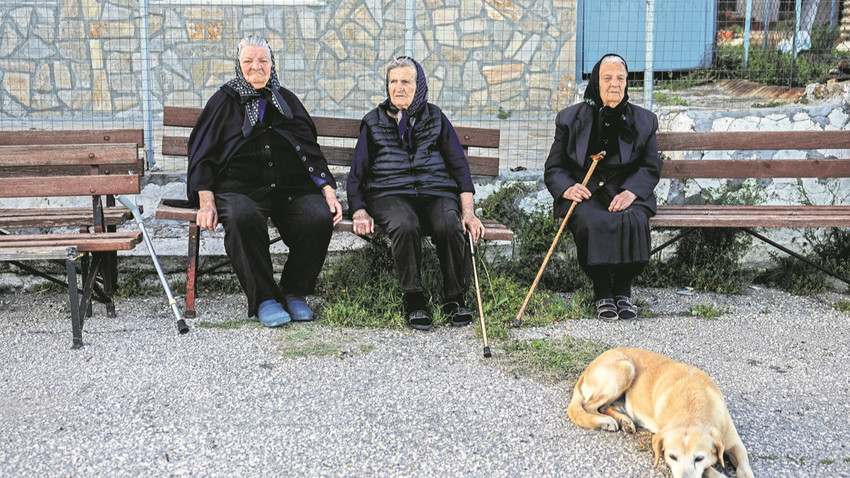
[387,66,417,110]
[240,45,271,89]
[599,61,627,108]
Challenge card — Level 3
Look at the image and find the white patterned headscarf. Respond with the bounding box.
[225,35,293,137]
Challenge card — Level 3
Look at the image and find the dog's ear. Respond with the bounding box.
[652,432,665,467]
[710,427,726,468]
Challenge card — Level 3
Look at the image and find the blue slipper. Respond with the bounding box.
[257,299,291,327]
[284,294,314,321]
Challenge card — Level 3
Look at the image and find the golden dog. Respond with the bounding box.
[567,347,753,478]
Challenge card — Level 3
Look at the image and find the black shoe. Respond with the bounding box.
[407,309,432,330]
[447,306,473,327]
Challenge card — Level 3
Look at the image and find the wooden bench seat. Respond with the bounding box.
[156,106,514,317]
[652,130,850,285]
[0,129,146,348]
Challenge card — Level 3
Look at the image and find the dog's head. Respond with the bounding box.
[652,425,724,478]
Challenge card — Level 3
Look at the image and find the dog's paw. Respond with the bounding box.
[599,417,619,432]
[619,418,636,434]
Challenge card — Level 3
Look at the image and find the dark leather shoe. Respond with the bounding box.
[407,309,432,330]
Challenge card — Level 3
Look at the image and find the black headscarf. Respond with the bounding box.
[383,56,429,151]
[583,53,635,145]
[225,39,293,137]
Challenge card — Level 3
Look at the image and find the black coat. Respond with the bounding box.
[186,85,336,205]
[544,101,661,219]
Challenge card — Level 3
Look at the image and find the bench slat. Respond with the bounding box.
[653,205,850,227]
[0,143,143,176]
[0,246,79,261]
[657,130,850,151]
[0,175,140,198]
[0,232,143,252]
[0,129,144,147]
[660,158,850,179]
[0,207,136,228]
[155,199,514,241]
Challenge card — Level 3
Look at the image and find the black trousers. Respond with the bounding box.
[215,192,333,316]
[368,195,470,301]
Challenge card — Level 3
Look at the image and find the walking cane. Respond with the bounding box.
[116,195,189,334]
[469,233,491,357]
[513,150,606,327]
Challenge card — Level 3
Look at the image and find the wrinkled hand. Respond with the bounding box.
[351,208,374,235]
[323,186,343,226]
[609,190,637,212]
[562,183,591,203]
[463,211,485,243]
[197,190,218,231]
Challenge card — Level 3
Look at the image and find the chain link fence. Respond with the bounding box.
[1,0,848,172]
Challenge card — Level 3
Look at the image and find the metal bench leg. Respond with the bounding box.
[80,253,93,317]
[185,223,200,318]
[742,228,850,287]
[100,252,117,318]
[650,227,698,256]
[66,256,83,349]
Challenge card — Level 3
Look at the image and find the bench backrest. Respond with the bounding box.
[656,130,850,179]
[161,106,501,176]
[0,129,145,198]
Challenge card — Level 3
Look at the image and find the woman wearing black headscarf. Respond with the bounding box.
[544,54,661,321]
[347,56,485,330]
[187,34,342,327]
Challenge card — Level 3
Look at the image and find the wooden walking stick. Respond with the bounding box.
[513,150,606,327]
[469,233,491,357]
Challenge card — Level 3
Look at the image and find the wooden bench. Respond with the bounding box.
[0,129,146,348]
[155,106,514,317]
[652,130,850,285]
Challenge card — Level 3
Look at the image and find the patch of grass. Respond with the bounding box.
[755,254,831,295]
[497,106,511,120]
[278,325,374,359]
[820,459,835,465]
[196,317,258,329]
[689,303,728,321]
[833,299,850,314]
[752,101,785,108]
[496,337,610,383]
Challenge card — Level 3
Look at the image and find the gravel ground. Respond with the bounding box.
[1,286,849,478]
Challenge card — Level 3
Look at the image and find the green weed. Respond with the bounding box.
[832,299,850,315]
[497,337,610,383]
[690,303,728,321]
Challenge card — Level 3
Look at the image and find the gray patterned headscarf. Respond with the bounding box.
[225,35,293,137]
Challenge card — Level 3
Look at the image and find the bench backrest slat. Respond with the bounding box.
[0,175,141,198]
[162,106,501,176]
[657,130,850,151]
[0,129,144,147]
[0,143,142,177]
[656,130,850,180]
[660,158,850,178]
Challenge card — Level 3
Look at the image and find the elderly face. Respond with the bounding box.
[599,61,627,108]
[240,45,271,89]
[387,65,417,110]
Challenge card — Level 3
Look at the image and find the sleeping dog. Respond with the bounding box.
[568,347,753,478]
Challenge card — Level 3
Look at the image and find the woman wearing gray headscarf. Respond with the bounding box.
[545,53,661,321]
[347,56,485,330]
[187,34,342,326]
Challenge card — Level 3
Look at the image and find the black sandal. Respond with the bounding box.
[595,298,619,321]
[407,309,432,330]
[615,296,638,321]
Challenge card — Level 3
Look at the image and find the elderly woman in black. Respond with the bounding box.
[187,35,342,326]
[544,53,661,321]
[347,56,485,330]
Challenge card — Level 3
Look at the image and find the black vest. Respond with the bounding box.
[361,104,457,199]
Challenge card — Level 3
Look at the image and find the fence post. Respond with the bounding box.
[744,0,753,74]
[405,0,415,56]
[140,0,155,170]
[644,0,655,110]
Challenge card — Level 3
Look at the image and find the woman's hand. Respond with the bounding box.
[351,208,374,235]
[462,211,485,243]
[197,190,218,231]
[323,185,343,226]
[609,190,637,212]
[562,183,591,203]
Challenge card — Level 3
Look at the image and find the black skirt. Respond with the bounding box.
[567,193,652,267]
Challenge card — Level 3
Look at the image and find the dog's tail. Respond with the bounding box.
[566,372,599,429]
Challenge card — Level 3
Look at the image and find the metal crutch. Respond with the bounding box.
[116,195,189,334]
